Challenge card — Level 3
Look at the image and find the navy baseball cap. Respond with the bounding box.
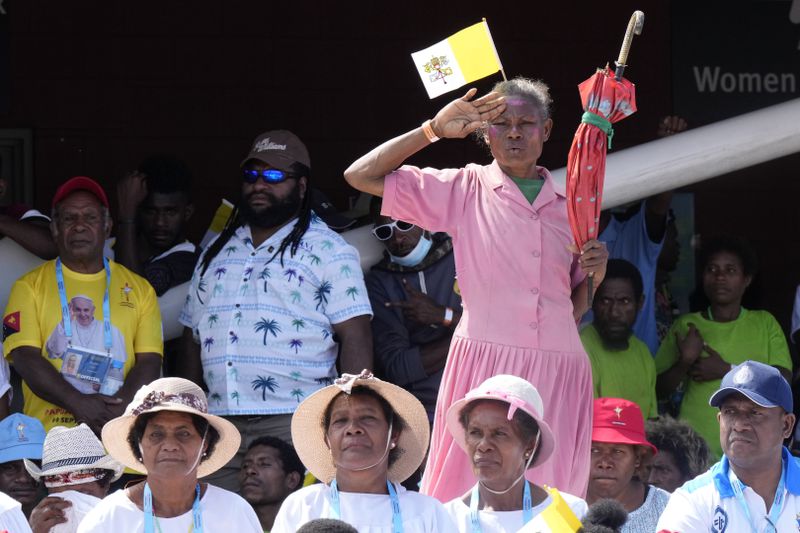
[709,360,792,412]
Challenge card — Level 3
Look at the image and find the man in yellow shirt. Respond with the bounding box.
[3,176,162,434]
[580,259,657,418]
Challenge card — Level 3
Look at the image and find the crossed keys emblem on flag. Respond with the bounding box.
[423,56,453,84]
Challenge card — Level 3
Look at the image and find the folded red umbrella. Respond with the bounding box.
[566,11,644,302]
[566,66,637,247]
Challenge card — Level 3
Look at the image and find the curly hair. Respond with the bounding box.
[247,435,304,480]
[492,77,553,119]
[699,234,758,277]
[475,76,552,146]
[645,416,712,480]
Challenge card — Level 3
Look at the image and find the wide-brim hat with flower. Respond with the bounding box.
[101,377,240,478]
[446,374,556,468]
[24,423,124,485]
[291,370,430,484]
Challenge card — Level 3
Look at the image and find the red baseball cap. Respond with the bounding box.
[592,398,657,455]
[52,176,109,209]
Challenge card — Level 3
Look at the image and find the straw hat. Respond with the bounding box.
[291,370,429,483]
[445,375,556,467]
[24,424,123,483]
[101,378,240,478]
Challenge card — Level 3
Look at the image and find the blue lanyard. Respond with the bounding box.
[143,482,203,533]
[729,462,786,533]
[469,481,533,533]
[329,479,403,533]
[55,257,113,352]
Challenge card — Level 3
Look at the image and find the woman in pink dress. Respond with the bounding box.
[344,78,608,501]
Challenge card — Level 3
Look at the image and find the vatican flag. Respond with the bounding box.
[411,20,505,99]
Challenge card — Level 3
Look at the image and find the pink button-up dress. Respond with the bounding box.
[382,161,592,501]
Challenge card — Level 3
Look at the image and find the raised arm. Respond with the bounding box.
[642,116,687,242]
[114,171,149,275]
[344,88,506,197]
[0,216,57,259]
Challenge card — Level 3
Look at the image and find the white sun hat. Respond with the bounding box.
[445,374,556,467]
[101,377,240,478]
[24,423,123,485]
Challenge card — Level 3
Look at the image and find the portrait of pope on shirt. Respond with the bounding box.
[45,294,128,393]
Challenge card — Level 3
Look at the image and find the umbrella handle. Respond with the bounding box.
[615,11,645,80]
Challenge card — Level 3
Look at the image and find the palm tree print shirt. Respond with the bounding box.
[179,216,372,415]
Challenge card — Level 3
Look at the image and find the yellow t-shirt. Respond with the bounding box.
[3,260,163,431]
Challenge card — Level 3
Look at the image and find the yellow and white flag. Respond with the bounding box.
[411,20,504,99]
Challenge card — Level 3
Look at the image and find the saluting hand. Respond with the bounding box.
[430,88,506,139]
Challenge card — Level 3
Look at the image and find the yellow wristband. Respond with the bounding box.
[421,119,440,143]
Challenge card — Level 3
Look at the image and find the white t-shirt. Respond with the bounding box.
[444,488,588,533]
[0,490,32,533]
[657,451,800,533]
[272,483,457,533]
[77,484,262,533]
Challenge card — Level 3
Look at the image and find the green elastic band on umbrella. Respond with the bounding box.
[581,112,614,149]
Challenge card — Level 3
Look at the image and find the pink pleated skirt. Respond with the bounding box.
[420,334,593,502]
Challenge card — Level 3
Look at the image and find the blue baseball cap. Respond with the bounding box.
[0,413,45,463]
[709,360,792,412]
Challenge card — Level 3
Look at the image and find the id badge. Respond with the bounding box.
[61,345,113,390]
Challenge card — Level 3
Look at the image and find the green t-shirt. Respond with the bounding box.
[580,324,658,419]
[655,308,792,458]
[510,176,544,204]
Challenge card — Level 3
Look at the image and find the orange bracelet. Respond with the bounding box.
[421,119,440,143]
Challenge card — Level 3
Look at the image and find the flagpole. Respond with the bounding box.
[482,18,506,81]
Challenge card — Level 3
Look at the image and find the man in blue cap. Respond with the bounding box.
[0,413,45,519]
[657,360,798,533]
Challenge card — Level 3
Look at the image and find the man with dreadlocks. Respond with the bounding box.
[178,130,373,492]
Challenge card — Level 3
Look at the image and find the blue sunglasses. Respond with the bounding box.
[242,168,299,184]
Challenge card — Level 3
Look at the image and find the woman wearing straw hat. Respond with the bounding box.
[25,423,123,533]
[443,375,587,533]
[77,377,261,532]
[586,398,669,533]
[272,370,455,532]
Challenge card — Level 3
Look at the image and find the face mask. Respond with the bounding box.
[389,234,432,267]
